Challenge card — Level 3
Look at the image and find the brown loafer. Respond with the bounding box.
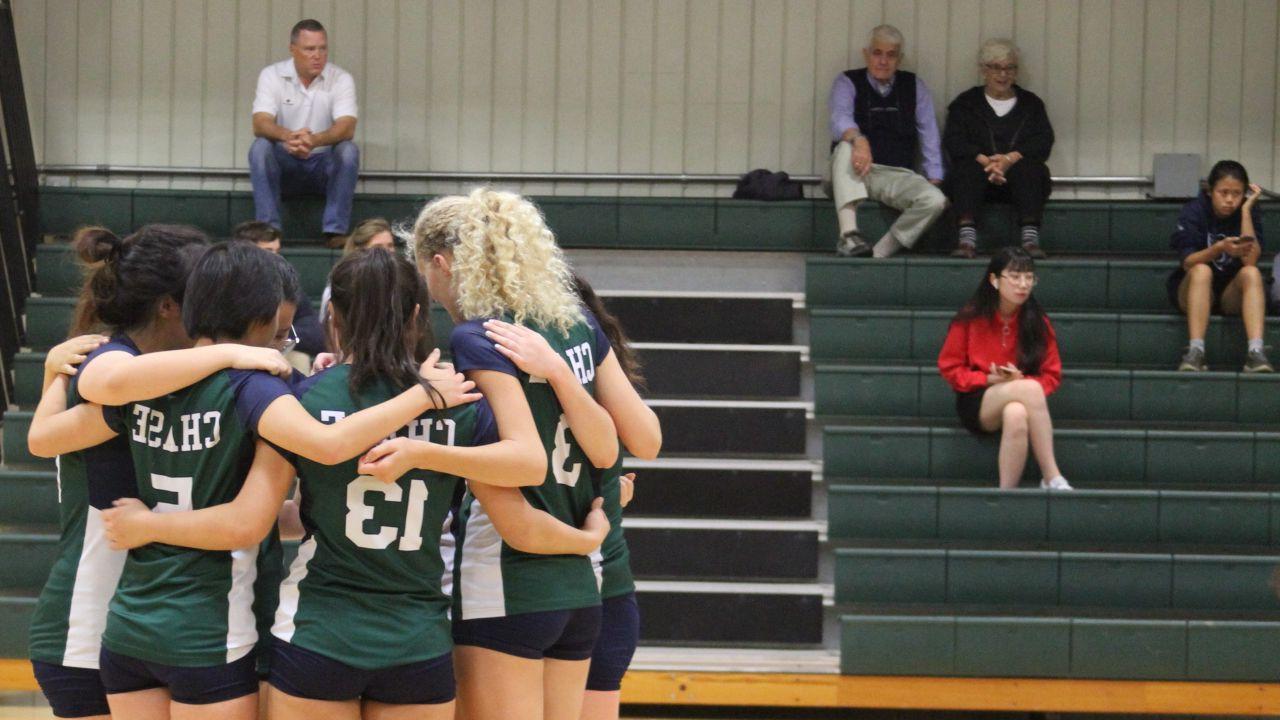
[950,242,977,259]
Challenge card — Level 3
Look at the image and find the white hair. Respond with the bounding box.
[978,38,1019,66]
[868,24,904,52]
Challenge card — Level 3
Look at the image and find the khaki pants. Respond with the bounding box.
[829,141,947,249]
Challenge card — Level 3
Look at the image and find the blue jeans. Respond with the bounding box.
[248,137,359,235]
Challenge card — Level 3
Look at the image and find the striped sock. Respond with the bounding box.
[1021,225,1040,245]
[958,225,977,247]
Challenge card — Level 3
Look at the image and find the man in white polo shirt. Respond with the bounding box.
[249,18,358,243]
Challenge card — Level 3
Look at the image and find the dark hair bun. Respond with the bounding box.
[73,226,124,265]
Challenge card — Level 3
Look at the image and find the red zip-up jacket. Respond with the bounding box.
[937,311,1061,395]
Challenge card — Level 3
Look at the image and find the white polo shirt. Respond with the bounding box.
[252,59,358,153]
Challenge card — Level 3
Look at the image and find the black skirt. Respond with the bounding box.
[955,388,993,435]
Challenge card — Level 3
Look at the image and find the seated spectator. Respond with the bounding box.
[319,217,397,335]
[231,220,326,359]
[1169,160,1270,372]
[249,19,359,246]
[826,24,946,258]
[943,39,1054,259]
[938,247,1071,490]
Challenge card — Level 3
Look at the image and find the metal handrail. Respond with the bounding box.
[38,164,1152,187]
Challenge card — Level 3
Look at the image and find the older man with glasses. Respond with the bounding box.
[942,38,1056,259]
[826,24,948,259]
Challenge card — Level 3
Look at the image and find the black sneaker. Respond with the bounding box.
[1178,346,1207,372]
[836,232,872,258]
[1244,348,1274,373]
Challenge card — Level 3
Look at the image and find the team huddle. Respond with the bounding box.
[26,189,662,720]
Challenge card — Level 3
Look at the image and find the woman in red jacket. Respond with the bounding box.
[937,247,1071,490]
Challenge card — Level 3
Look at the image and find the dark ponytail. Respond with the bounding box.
[571,273,644,389]
[953,246,1049,375]
[328,249,445,408]
[70,224,209,337]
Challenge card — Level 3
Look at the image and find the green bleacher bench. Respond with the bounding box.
[806,257,1273,313]
[40,187,1280,254]
[810,309,1280,367]
[828,485,1278,546]
[840,614,1280,682]
[834,548,1279,610]
[814,365,1280,425]
[823,424,1280,486]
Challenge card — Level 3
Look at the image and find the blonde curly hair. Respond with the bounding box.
[409,188,583,335]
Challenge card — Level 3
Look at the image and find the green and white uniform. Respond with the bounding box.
[450,313,611,619]
[596,455,635,600]
[28,336,139,670]
[272,365,493,668]
[102,368,291,666]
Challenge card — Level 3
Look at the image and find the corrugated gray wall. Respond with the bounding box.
[16,0,1280,197]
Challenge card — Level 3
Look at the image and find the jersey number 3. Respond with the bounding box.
[346,477,429,551]
[551,415,581,487]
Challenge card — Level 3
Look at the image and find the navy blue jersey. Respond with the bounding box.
[28,334,140,668]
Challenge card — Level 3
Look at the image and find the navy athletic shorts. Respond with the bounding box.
[98,647,258,705]
[31,661,110,718]
[268,638,455,705]
[586,592,641,691]
[453,605,602,661]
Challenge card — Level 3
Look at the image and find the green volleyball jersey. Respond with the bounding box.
[272,365,492,669]
[597,454,635,599]
[28,336,138,669]
[450,313,611,619]
[101,368,291,667]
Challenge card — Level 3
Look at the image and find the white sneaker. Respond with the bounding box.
[1040,476,1073,491]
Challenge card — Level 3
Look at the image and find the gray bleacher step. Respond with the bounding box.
[567,249,807,295]
[629,645,839,674]
[600,293,797,345]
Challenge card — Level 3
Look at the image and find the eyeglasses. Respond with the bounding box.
[1000,272,1037,287]
[282,324,300,354]
[984,63,1018,75]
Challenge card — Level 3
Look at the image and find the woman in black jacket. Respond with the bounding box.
[943,38,1055,259]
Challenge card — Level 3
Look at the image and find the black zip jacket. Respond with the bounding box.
[942,85,1055,166]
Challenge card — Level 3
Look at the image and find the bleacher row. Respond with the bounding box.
[813,200,1280,692]
[2,189,1279,713]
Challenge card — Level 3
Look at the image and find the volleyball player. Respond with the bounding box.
[25,225,291,720]
[357,189,623,720]
[101,249,612,720]
[482,272,661,720]
[35,242,476,719]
